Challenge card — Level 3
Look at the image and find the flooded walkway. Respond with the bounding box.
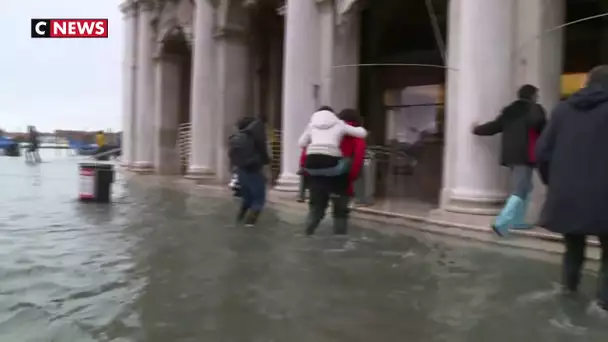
[1,152,607,341]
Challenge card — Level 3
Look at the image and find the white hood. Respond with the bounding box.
[309,110,340,130]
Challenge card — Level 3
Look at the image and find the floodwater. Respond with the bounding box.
[1,150,607,342]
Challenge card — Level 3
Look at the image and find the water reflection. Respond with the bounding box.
[0,154,607,341]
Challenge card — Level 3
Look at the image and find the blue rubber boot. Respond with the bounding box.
[511,197,534,230]
[492,195,523,237]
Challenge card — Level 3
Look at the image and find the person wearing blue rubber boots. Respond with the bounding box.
[472,84,547,237]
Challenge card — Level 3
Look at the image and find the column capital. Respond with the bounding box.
[199,0,220,8]
[336,0,358,15]
[276,1,286,16]
[316,0,334,14]
[119,0,138,16]
[137,0,156,12]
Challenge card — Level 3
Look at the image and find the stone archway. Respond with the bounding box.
[153,27,193,175]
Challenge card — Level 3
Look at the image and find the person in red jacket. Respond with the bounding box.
[299,108,366,235]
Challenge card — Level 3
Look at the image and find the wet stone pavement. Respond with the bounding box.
[1,152,608,341]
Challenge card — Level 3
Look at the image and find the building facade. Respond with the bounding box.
[120,0,571,220]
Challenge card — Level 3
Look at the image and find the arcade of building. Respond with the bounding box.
[120,0,604,221]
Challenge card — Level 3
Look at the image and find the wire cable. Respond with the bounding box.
[425,0,446,65]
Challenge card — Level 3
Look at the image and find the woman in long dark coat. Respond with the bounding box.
[536,65,608,312]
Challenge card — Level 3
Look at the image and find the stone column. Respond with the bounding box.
[442,0,515,214]
[132,2,155,172]
[186,0,216,180]
[440,0,461,209]
[332,8,360,110]
[214,27,251,183]
[153,55,182,175]
[275,0,320,191]
[514,0,565,221]
[119,0,138,168]
[514,0,564,109]
[318,0,334,106]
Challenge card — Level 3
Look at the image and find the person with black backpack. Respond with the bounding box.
[228,116,270,226]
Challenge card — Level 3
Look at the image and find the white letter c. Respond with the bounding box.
[35,21,47,35]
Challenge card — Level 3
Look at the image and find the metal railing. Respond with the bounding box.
[90,147,121,160]
[269,129,282,182]
[177,122,191,170]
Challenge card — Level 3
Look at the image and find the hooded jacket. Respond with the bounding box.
[298,110,367,157]
[473,100,546,166]
[299,120,366,196]
[234,117,270,171]
[536,84,608,235]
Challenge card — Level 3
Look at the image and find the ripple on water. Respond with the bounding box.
[3,156,608,341]
[0,157,144,340]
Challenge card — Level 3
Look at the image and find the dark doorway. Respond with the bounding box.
[160,30,192,174]
[357,0,448,211]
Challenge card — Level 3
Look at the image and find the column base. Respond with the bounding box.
[274,172,300,192]
[131,161,154,173]
[185,166,215,181]
[442,187,507,215]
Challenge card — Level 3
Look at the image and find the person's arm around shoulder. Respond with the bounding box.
[298,126,312,148]
[341,121,367,138]
[472,111,505,136]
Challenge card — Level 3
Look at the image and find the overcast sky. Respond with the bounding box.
[0,1,123,133]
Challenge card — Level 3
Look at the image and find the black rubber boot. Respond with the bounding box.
[562,235,586,293]
[244,210,260,227]
[305,211,324,236]
[297,175,307,203]
[333,217,348,235]
[236,206,248,223]
[597,255,608,311]
[331,195,350,235]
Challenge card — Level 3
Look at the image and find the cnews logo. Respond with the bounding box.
[31,19,109,38]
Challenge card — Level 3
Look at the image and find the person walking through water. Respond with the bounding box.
[472,84,547,236]
[299,108,367,235]
[536,65,608,313]
[299,106,367,177]
[228,116,270,227]
[25,125,41,163]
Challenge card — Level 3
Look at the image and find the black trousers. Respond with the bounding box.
[306,175,350,235]
[563,234,608,307]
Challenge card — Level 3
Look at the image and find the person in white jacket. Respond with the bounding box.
[299,108,367,175]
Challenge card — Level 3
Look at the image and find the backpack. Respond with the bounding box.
[229,131,261,169]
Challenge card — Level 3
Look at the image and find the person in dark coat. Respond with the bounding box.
[536,65,608,311]
[26,125,41,163]
[472,85,547,236]
[228,117,270,226]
